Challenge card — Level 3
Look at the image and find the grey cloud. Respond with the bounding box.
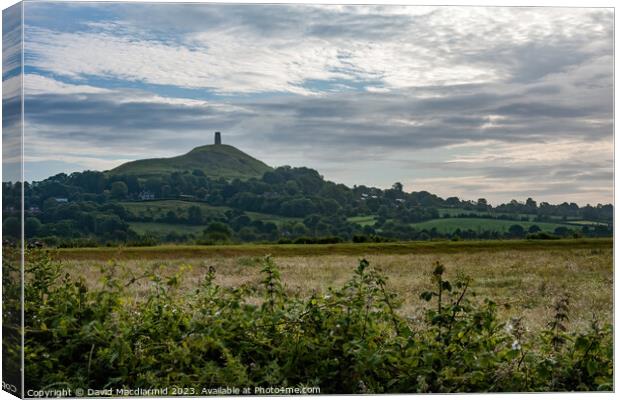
[3,3,22,77]
[18,4,613,204]
[25,93,249,134]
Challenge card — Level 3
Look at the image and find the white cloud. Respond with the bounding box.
[24,73,111,95]
[24,6,612,94]
[18,5,613,204]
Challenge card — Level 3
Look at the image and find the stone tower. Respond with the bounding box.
[214,131,221,145]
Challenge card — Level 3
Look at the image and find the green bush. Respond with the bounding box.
[8,248,613,394]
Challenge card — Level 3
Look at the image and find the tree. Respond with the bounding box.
[110,181,128,200]
[525,197,537,212]
[392,182,403,192]
[528,224,541,234]
[25,217,42,237]
[446,196,460,206]
[476,198,489,212]
[204,222,231,242]
[238,227,257,241]
[508,224,525,238]
[187,206,203,225]
[280,198,316,217]
[3,217,20,237]
[95,215,128,236]
[292,222,309,236]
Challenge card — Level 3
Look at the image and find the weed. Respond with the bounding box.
[4,248,612,394]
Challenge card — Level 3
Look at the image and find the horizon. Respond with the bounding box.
[17,138,612,208]
[2,2,613,206]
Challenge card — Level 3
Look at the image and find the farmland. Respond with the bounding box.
[55,238,612,331]
[16,238,613,393]
[409,217,576,233]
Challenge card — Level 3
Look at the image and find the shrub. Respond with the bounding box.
[6,248,612,394]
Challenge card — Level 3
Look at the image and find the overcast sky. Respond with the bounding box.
[3,2,614,205]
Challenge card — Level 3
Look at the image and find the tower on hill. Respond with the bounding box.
[214,131,222,145]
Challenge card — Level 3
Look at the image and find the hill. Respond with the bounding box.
[108,144,272,179]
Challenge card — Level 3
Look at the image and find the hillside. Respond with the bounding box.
[108,144,272,179]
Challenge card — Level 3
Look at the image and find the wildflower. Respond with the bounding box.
[512,340,521,351]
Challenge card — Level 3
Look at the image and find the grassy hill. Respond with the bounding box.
[108,144,272,179]
[121,200,301,236]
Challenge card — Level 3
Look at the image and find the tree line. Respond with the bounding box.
[1,166,613,246]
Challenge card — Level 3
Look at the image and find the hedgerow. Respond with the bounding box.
[4,247,612,394]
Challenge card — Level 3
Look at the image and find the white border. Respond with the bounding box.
[0,1,616,400]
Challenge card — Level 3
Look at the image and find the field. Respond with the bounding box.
[56,238,612,331]
[121,200,298,228]
[409,217,576,233]
[348,215,378,226]
[123,203,607,238]
[128,222,206,235]
[16,238,613,392]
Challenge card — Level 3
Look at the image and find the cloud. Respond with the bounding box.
[24,5,612,94]
[17,4,614,205]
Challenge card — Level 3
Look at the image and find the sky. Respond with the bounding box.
[2,2,614,206]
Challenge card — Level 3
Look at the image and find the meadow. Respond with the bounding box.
[58,240,612,332]
[11,239,612,393]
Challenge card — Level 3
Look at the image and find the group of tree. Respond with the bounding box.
[1,166,613,246]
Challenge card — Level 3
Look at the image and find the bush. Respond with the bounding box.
[8,248,612,394]
[527,232,560,240]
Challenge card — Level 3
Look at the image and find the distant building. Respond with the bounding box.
[214,131,222,145]
[138,191,155,200]
[54,197,68,203]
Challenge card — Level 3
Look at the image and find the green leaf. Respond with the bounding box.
[420,291,434,301]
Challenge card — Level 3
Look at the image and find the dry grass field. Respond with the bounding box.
[60,244,612,334]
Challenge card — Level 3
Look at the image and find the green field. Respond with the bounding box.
[55,237,612,261]
[348,215,377,226]
[122,200,298,227]
[569,220,609,226]
[121,200,228,218]
[129,222,206,235]
[410,217,575,233]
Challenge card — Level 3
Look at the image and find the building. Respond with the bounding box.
[214,131,222,145]
[138,191,155,200]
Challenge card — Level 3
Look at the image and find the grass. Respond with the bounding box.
[436,207,536,219]
[122,200,298,227]
[128,222,206,235]
[120,200,229,218]
[348,215,378,226]
[109,144,272,179]
[569,220,609,226]
[410,217,576,233]
[59,243,613,333]
[54,237,612,260]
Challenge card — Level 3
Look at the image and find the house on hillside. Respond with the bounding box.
[138,191,155,200]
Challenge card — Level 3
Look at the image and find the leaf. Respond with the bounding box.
[587,360,598,376]
[420,291,434,302]
[575,336,589,352]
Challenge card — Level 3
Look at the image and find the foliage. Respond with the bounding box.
[2,154,612,247]
[11,249,612,394]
